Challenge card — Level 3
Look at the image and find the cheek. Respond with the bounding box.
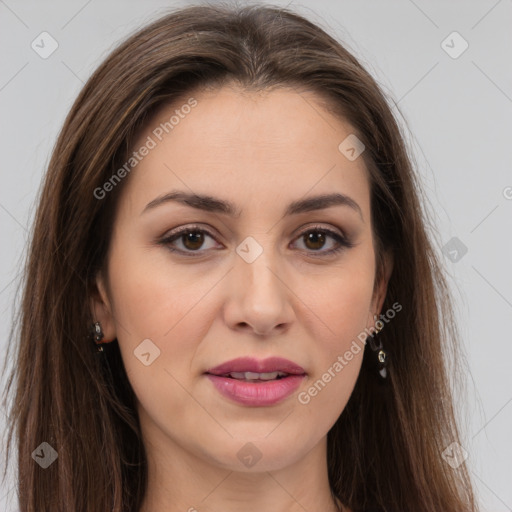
[107,241,214,339]
[295,251,375,402]
[324,275,374,344]
[105,243,227,400]
[299,255,376,347]
[106,248,215,424]
[308,274,372,378]
[294,273,372,425]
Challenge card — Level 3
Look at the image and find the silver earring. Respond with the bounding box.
[91,321,104,342]
[364,315,389,379]
[90,321,112,353]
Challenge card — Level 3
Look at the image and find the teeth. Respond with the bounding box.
[227,371,288,381]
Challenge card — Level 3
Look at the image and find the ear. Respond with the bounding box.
[89,270,117,342]
[368,249,394,325]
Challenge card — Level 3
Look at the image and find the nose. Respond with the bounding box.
[222,244,295,337]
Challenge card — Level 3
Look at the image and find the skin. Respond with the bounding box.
[91,83,393,512]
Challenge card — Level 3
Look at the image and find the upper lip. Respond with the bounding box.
[205,357,306,376]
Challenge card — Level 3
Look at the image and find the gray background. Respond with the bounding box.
[1,0,511,510]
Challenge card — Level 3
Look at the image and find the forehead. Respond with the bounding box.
[120,84,370,219]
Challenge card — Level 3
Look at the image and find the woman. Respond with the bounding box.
[1,3,478,511]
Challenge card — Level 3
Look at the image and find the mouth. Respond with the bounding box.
[204,357,307,406]
[206,371,293,382]
[204,356,307,378]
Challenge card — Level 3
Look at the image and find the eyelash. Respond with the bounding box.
[158,224,355,258]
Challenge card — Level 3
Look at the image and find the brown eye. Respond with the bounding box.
[292,227,354,256]
[159,226,219,255]
[181,231,205,250]
[303,231,327,251]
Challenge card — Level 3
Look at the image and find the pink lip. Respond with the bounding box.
[205,356,306,376]
[204,357,306,407]
[206,374,305,406]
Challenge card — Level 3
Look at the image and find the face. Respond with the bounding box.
[92,84,392,473]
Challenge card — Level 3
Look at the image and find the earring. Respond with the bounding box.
[364,316,389,379]
[90,321,114,353]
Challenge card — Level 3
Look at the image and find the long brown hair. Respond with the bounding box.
[1,3,478,511]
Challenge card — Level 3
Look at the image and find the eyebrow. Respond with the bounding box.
[141,190,363,221]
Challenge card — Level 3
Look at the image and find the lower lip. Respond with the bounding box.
[205,374,306,406]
